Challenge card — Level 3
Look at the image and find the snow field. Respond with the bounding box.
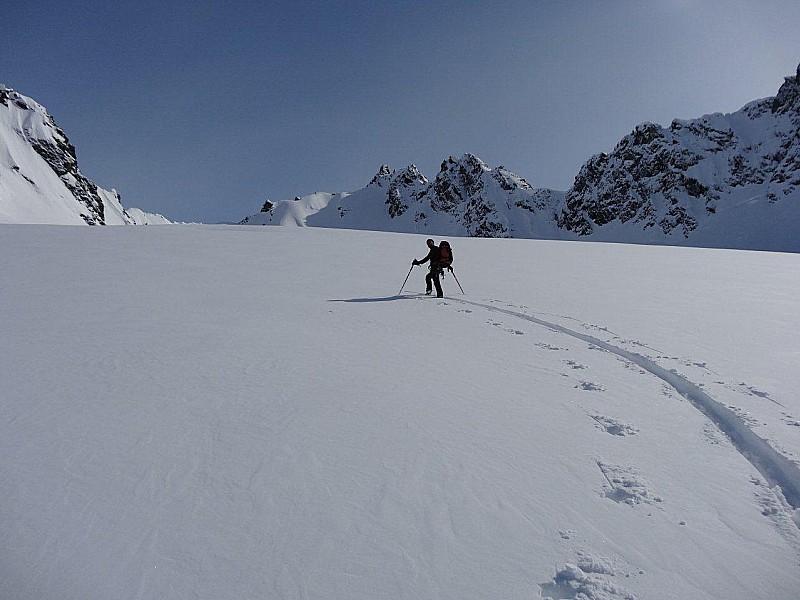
[1,224,799,599]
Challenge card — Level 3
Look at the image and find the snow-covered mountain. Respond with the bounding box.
[242,64,800,252]
[557,63,800,251]
[0,84,169,225]
[242,154,566,239]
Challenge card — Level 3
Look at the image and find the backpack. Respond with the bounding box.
[438,240,453,268]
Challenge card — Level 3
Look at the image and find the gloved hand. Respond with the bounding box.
[447,266,453,272]
[412,260,419,266]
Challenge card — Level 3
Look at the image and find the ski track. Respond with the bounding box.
[439,297,800,514]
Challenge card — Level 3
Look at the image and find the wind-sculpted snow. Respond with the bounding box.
[2,225,799,599]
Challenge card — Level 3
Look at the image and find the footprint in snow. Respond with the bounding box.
[591,415,638,437]
[576,381,605,392]
[536,342,563,351]
[596,461,662,507]
[558,529,576,540]
[488,320,525,335]
[574,549,622,576]
[660,384,681,401]
[616,356,647,375]
[539,559,638,600]
[564,360,588,369]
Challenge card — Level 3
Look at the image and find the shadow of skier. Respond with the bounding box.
[328,294,421,303]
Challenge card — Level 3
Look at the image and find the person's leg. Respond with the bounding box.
[425,270,433,294]
[432,269,443,297]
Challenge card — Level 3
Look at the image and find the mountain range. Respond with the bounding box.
[2,64,798,251]
[242,63,800,253]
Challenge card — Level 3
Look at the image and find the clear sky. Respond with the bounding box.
[2,1,799,223]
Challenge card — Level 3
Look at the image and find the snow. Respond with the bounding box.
[123,206,174,225]
[0,85,170,226]
[1,224,799,599]
[0,92,88,225]
[240,156,569,241]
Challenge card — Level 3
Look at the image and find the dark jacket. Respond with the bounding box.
[417,246,441,268]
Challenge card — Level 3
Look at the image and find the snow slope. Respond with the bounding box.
[1,224,799,599]
[0,84,170,225]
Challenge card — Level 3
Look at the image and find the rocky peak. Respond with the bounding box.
[368,164,394,187]
[427,154,511,237]
[392,164,429,187]
[440,153,491,176]
[772,62,800,114]
[626,122,665,148]
[0,84,35,113]
[382,165,428,219]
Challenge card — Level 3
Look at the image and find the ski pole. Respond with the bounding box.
[398,264,415,294]
[450,268,465,294]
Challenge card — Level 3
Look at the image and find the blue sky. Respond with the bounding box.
[2,1,799,223]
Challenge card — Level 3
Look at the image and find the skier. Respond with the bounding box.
[412,238,443,297]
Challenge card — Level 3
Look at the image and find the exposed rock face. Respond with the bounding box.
[557,122,716,238]
[28,136,107,225]
[557,63,800,241]
[772,63,800,115]
[378,165,428,219]
[430,155,508,237]
[0,84,169,225]
[765,64,800,200]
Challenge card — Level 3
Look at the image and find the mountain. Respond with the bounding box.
[241,154,565,239]
[0,84,169,225]
[557,63,800,250]
[242,63,800,252]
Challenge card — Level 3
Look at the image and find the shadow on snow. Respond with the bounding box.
[328,294,421,303]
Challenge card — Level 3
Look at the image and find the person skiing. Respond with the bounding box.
[412,238,443,297]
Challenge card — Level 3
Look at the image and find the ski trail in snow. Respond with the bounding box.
[448,297,800,513]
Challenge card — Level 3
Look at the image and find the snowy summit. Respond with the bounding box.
[0,84,169,225]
